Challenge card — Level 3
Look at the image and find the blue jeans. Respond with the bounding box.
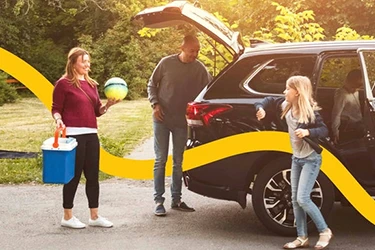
[291,151,328,237]
[153,121,187,204]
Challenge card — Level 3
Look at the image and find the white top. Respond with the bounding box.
[331,87,362,137]
[285,109,314,158]
[66,127,98,136]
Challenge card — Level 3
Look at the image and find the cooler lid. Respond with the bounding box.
[41,137,78,151]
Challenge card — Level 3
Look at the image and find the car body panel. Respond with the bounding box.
[185,41,375,205]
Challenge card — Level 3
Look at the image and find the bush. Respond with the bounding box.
[0,73,19,106]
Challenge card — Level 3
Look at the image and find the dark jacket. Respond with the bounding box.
[255,96,328,154]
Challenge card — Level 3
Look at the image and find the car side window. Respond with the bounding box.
[316,56,361,135]
[318,57,360,88]
[244,56,315,95]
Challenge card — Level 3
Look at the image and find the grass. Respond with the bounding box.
[0,97,153,184]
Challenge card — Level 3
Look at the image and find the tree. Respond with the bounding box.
[252,2,325,43]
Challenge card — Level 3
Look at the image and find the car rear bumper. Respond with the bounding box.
[183,173,248,209]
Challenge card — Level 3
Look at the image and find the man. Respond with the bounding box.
[331,69,363,144]
[147,35,212,216]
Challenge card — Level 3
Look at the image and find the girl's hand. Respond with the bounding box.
[256,108,266,120]
[295,128,310,138]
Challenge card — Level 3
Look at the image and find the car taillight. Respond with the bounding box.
[186,102,232,126]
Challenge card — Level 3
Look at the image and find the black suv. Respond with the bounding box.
[134,1,375,235]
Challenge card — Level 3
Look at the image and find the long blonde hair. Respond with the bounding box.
[281,76,320,124]
[63,47,98,88]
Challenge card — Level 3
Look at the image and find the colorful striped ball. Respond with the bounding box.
[104,77,128,100]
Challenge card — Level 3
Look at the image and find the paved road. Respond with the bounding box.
[1,137,375,250]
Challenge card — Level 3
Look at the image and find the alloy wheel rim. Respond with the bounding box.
[262,169,324,228]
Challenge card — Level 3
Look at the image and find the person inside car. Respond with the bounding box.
[331,69,364,144]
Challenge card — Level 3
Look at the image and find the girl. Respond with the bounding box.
[255,76,333,249]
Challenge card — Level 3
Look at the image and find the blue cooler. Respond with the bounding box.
[41,136,77,184]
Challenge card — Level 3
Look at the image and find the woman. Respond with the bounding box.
[52,47,119,229]
[255,76,333,249]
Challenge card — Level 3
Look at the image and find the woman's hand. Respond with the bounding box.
[101,98,121,114]
[105,98,121,108]
[55,117,65,129]
[295,128,310,138]
[256,108,266,120]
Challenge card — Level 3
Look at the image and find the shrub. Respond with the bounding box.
[0,72,19,106]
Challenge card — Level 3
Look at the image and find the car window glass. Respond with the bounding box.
[318,57,360,88]
[246,57,316,95]
[316,56,362,138]
[204,56,261,99]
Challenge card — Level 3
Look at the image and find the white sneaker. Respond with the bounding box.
[88,215,113,228]
[61,216,86,229]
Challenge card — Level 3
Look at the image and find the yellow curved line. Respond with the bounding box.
[1,47,375,225]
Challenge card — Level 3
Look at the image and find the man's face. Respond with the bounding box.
[181,42,200,63]
[349,77,363,89]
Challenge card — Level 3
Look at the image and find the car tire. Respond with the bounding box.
[252,156,334,236]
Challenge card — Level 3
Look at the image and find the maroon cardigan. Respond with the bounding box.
[52,77,103,128]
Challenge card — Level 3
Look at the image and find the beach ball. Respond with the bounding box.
[104,77,128,100]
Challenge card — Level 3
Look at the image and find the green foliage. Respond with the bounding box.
[87,0,183,99]
[0,72,19,106]
[334,25,375,40]
[1,0,375,99]
[253,2,325,43]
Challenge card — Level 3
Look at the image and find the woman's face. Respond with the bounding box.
[284,84,299,104]
[74,54,90,78]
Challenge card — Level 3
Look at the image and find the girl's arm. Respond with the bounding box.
[308,111,329,139]
[254,96,284,111]
[255,96,285,120]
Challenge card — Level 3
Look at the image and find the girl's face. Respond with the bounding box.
[74,54,90,78]
[284,84,299,104]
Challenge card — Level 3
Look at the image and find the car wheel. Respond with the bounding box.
[252,156,334,236]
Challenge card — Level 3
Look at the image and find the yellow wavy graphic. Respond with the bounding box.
[1,47,375,225]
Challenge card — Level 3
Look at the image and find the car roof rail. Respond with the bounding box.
[249,38,271,48]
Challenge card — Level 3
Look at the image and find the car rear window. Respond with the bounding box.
[204,55,317,99]
[204,56,265,99]
[246,56,317,95]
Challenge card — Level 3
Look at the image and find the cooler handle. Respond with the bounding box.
[52,127,66,148]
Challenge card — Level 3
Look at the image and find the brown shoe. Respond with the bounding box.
[283,237,309,249]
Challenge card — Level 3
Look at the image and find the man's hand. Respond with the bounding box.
[333,134,339,144]
[153,104,164,121]
[256,108,266,120]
